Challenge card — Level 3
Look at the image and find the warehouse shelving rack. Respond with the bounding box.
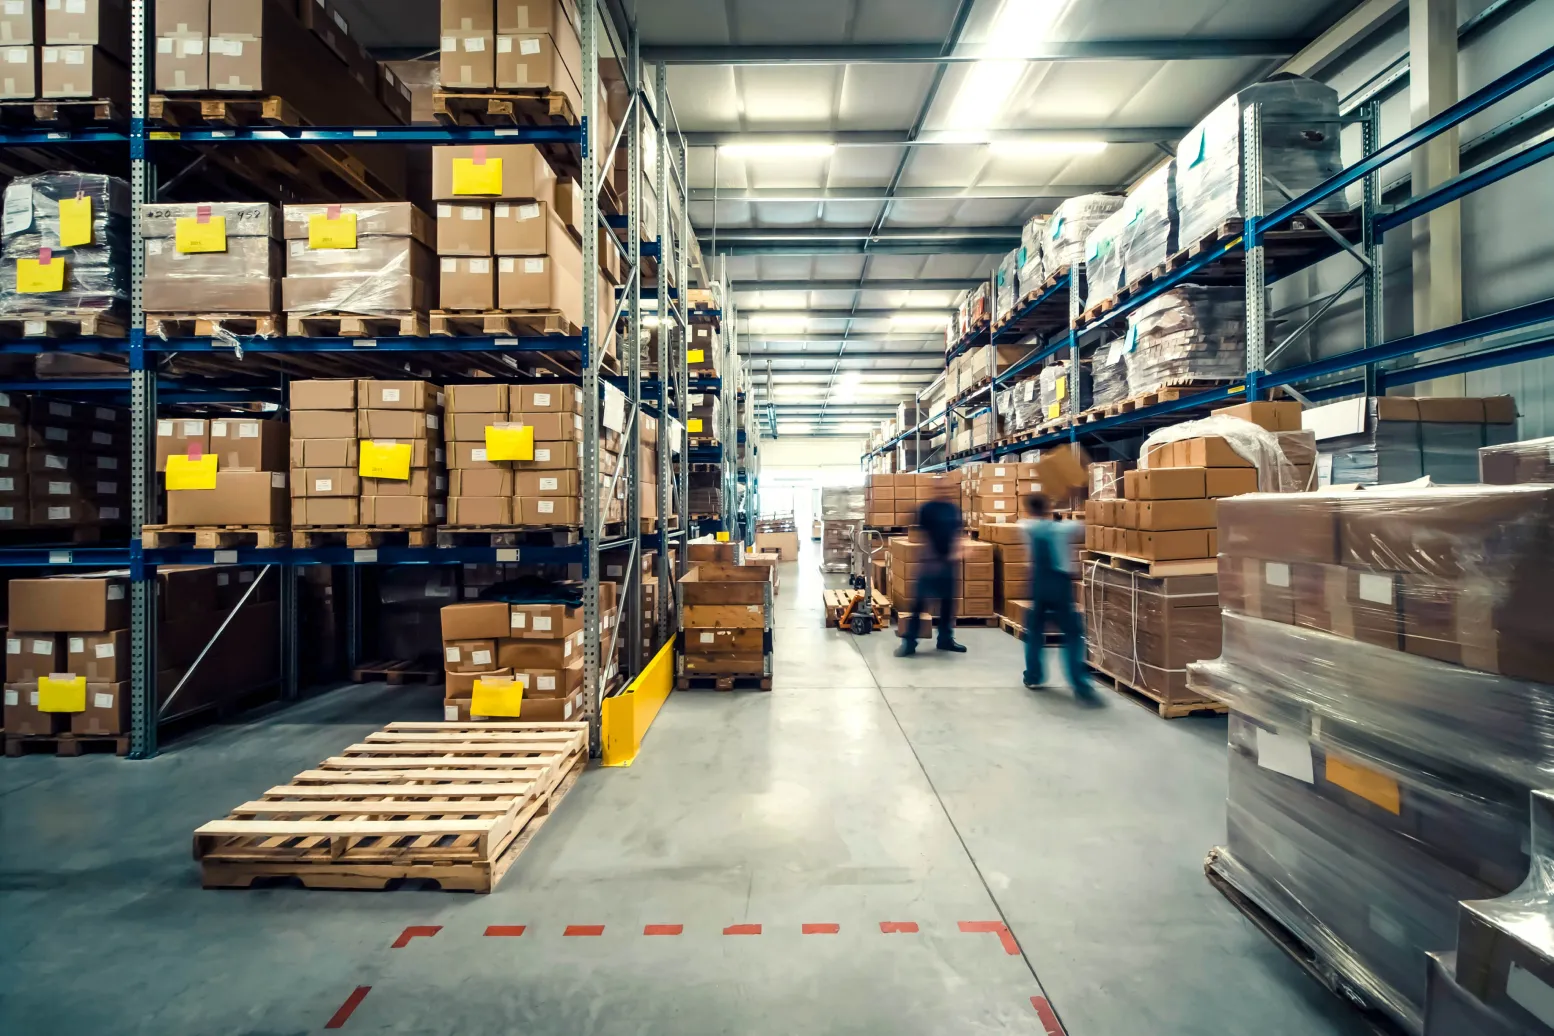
[0,0,699,760]
[863,44,1554,476]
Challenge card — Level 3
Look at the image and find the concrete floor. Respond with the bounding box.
[0,545,1374,1035]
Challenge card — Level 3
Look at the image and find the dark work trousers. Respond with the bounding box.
[902,558,957,649]
[1024,572,1092,692]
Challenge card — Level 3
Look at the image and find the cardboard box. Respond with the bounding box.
[1135,467,1206,500]
[1206,467,1259,498]
[1179,436,1252,468]
[440,256,495,310]
[70,680,129,734]
[1,0,44,44]
[359,379,439,411]
[492,198,569,254]
[0,45,37,98]
[499,629,583,669]
[6,631,60,682]
[496,31,580,114]
[440,29,494,89]
[156,417,208,472]
[363,469,443,498]
[65,629,128,682]
[508,602,584,640]
[209,418,287,471]
[44,0,127,57]
[441,601,511,641]
[436,201,492,255]
[432,144,557,202]
[519,496,580,524]
[1413,397,1484,423]
[290,378,356,410]
[290,410,357,439]
[1213,400,1303,432]
[516,384,583,413]
[449,468,514,496]
[360,495,443,525]
[140,201,281,313]
[507,659,584,699]
[1137,530,1211,561]
[497,249,583,324]
[154,30,207,92]
[510,411,582,441]
[3,684,68,736]
[357,409,439,439]
[1137,498,1216,532]
[447,383,509,414]
[515,469,579,497]
[289,438,357,468]
[167,470,288,525]
[41,43,128,99]
[447,495,512,525]
[292,468,359,497]
[292,496,358,526]
[9,576,129,631]
[448,412,504,441]
[443,638,498,674]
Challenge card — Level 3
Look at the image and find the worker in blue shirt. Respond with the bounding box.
[895,477,968,657]
[1021,494,1095,697]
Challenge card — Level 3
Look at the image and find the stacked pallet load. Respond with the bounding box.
[1192,482,1554,1032]
[863,473,918,530]
[689,312,720,377]
[439,0,584,114]
[983,523,1032,624]
[0,172,130,337]
[820,484,864,574]
[282,202,435,337]
[962,460,1032,527]
[0,0,128,103]
[678,562,772,690]
[141,201,282,336]
[950,282,990,348]
[688,389,719,444]
[1039,193,1123,274]
[1121,285,1245,399]
[885,531,994,630]
[1479,434,1554,484]
[1305,395,1519,486]
[0,394,129,535]
[154,411,289,544]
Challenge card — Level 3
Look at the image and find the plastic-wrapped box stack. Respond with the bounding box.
[1305,395,1520,487]
[1039,363,1091,423]
[820,485,864,574]
[1082,208,1129,309]
[1480,435,1554,484]
[1089,340,1130,409]
[282,202,435,329]
[1124,285,1245,397]
[141,201,282,320]
[162,412,290,528]
[1039,193,1123,274]
[1176,75,1344,247]
[1,172,131,321]
[993,249,1019,327]
[1018,214,1046,292]
[1190,482,1554,1032]
[1119,160,1177,278]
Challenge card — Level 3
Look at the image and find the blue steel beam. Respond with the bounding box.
[150,125,583,144]
[138,335,583,353]
[1373,134,1554,234]
[0,130,126,145]
[142,544,589,567]
[0,547,133,567]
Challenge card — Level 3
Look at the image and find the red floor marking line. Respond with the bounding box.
[1031,996,1067,1035]
[958,920,1020,955]
[723,923,762,935]
[484,926,526,937]
[564,924,605,936]
[324,986,371,1029]
[390,925,441,949]
[879,921,919,934]
[643,924,683,936]
[801,923,840,934]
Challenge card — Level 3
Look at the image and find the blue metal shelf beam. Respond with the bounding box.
[138,335,583,353]
[0,129,126,145]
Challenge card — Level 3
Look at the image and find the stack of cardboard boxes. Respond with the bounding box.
[679,562,771,679]
[438,0,583,116]
[960,461,1036,526]
[688,316,719,377]
[446,381,594,527]
[0,395,130,532]
[1304,394,1518,486]
[160,413,289,527]
[0,0,128,101]
[687,390,718,443]
[290,378,447,529]
[980,522,1035,620]
[886,532,994,625]
[140,202,282,322]
[281,202,435,326]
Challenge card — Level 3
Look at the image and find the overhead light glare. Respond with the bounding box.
[890,312,949,329]
[718,143,836,158]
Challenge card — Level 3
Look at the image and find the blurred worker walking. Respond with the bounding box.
[1020,494,1095,697]
[895,477,967,657]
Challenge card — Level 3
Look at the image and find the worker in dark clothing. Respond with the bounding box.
[1021,494,1095,697]
[896,477,967,657]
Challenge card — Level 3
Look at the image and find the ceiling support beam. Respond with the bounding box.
[705,238,1016,255]
[735,279,982,292]
[688,185,1112,203]
[740,308,952,319]
[643,39,1307,65]
[682,128,1187,147]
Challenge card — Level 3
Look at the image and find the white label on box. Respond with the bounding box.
[564,701,573,719]
[444,704,459,721]
[1263,562,1290,588]
[27,689,38,705]
[271,473,286,488]
[699,632,715,644]
[381,388,401,402]
[239,422,258,438]
[182,420,202,435]
[539,477,558,491]
[100,506,120,520]
[1357,573,1393,605]
[354,549,378,562]
[445,646,460,662]
[64,46,85,63]
[157,420,174,437]
[211,550,235,565]
[991,483,1005,493]
[5,638,17,654]
[68,637,85,653]
[94,407,112,421]
[606,565,623,577]
[146,239,163,256]
[0,478,10,492]
[107,584,123,600]
[31,638,51,654]
[1255,727,1314,783]
[426,414,439,429]
[464,35,485,51]
[521,37,542,55]
[535,448,551,462]
[45,426,66,440]
[472,650,492,666]
[65,0,84,11]
[533,392,552,407]
[523,258,544,274]
[48,401,70,417]
[533,615,552,631]
[471,258,491,274]
[211,421,229,437]
[2,186,31,235]
[518,203,540,220]
[437,203,453,218]
[498,257,515,273]
[92,431,110,446]
[471,448,488,461]
[510,612,526,629]
[563,638,572,656]
[460,205,481,221]
[314,479,333,492]
[181,38,203,55]
[441,257,457,272]
[4,2,23,15]
[3,689,15,706]
[0,423,11,438]
[47,506,69,520]
[97,481,116,495]
[239,571,253,583]
[441,35,456,52]
[497,36,513,53]
[494,203,511,217]
[93,692,113,709]
[1508,963,1554,1027]
[95,643,115,659]
[537,500,554,514]
[217,573,229,586]
[0,507,12,521]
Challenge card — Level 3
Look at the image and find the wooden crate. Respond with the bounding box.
[193,721,587,892]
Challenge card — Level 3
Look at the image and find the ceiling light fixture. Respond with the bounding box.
[890,312,950,329]
[988,139,1108,156]
[718,143,836,158]
[946,0,1075,130]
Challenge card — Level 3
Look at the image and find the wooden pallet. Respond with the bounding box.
[1079,549,1217,578]
[4,732,130,758]
[0,312,128,340]
[286,313,428,339]
[675,673,773,692]
[1089,663,1227,719]
[432,89,577,128]
[149,94,298,127]
[435,526,583,549]
[193,721,589,892]
[350,660,444,686]
[997,614,1065,646]
[291,526,437,549]
[822,588,890,630]
[0,96,123,129]
[954,615,997,627]
[429,310,582,338]
[141,525,286,550]
[145,314,280,339]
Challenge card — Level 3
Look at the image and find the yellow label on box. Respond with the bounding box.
[452,156,504,195]
[308,212,358,250]
[58,196,92,247]
[359,440,412,480]
[1046,402,1061,420]
[38,674,86,713]
[16,256,65,294]
[688,418,703,433]
[149,130,180,140]
[175,215,227,253]
[165,453,218,490]
[715,531,730,542]
[1325,755,1401,815]
[485,424,535,461]
[1055,375,1067,401]
[471,675,525,718]
[687,349,705,364]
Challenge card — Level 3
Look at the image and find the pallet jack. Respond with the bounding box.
[839,528,887,635]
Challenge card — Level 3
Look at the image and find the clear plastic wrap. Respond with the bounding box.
[1081,208,1128,309]
[1177,75,1344,247]
[1089,341,1129,408]
[1018,215,1046,290]
[1481,436,1554,485]
[1,172,131,316]
[281,202,434,316]
[993,248,1019,327]
[1081,561,1221,703]
[821,518,860,573]
[1120,159,1177,276]
[1039,192,1123,272]
[139,202,281,315]
[1038,362,1090,421]
[1123,285,1245,395]
[821,485,865,520]
[1138,414,1301,492]
[1424,952,1525,1036]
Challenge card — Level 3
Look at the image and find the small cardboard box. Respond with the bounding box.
[358,379,438,411]
[357,409,439,440]
[290,438,358,468]
[499,630,583,669]
[448,495,512,525]
[10,576,129,631]
[292,468,359,497]
[511,411,582,441]
[1179,436,1252,468]
[448,412,505,442]
[431,143,557,202]
[1206,468,1259,498]
[1214,401,1303,432]
[290,379,356,410]
[516,469,579,497]
[1137,499,1217,532]
[508,602,584,640]
[1,0,45,45]
[449,468,514,496]
[208,418,287,471]
[1134,467,1206,500]
[71,680,129,734]
[440,601,511,641]
[6,631,60,682]
[516,384,583,414]
[65,629,128,682]
[4,683,68,736]
[435,201,493,255]
[447,383,509,414]
[440,256,495,310]
[156,417,209,472]
[496,251,583,321]
[0,44,37,99]
[292,496,358,526]
[441,30,494,89]
[360,495,444,526]
[443,638,498,674]
[41,43,128,99]
[1137,530,1211,561]
[167,471,288,526]
[519,496,580,524]
[1413,397,1485,423]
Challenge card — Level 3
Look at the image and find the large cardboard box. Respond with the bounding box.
[1135,467,1206,500]
[441,29,494,89]
[1,0,45,44]
[9,575,129,631]
[441,601,511,640]
[3,684,68,736]
[290,410,357,439]
[497,248,583,326]
[41,43,128,99]
[140,202,281,314]
[208,418,287,471]
[436,201,493,255]
[156,416,209,471]
[71,680,130,735]
[44,0,128,58]
[432,144,557,202]
[1214,400,1303,432]
[440,256,494,311]
[282,203,434,316]
[167,470,288,525]
[65,629,129,682]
